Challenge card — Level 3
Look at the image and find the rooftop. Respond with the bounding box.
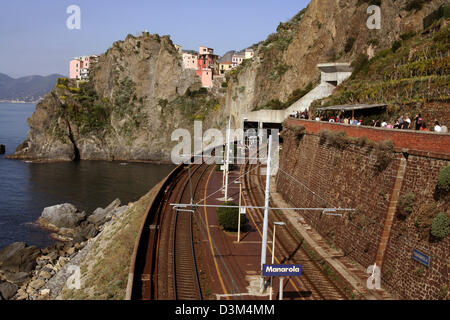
[317,63,353,73]
[316,104,388,112]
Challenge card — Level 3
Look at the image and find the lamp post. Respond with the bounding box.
[269,221,286,300]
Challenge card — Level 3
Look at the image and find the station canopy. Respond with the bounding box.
[316,104,387,113]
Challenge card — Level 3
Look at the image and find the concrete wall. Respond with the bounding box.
[286,82,336,115]
[238,63,352,126]
[277,119,449,299]
[242,110,287,125]
[320,70,353,86]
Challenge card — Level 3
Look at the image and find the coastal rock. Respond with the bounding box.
[39,289,50,297]
[9,33,202,162]
[0,281,18,300]
[65,247,75,256]
[38,204,86,229]
[39,271,52,280]
[0,144,5,154]
[29,279,45,290]
[50,233,73,243]
[0,242,40,273]
[81,223,98,239]
[111,206,129,218]
[87,199,121,226]
[0,242,26,266]
[39,251,58,263]
[2,271,31,285]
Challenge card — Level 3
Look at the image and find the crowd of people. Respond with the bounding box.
[366,114,447,133]
[290,111,448,133]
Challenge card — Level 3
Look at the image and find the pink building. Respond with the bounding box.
[196,46,218,88]
[200,69,213,88]
[69,55,98,80]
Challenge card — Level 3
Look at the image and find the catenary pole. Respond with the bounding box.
[224,117,231,201]
[260,135,272,292]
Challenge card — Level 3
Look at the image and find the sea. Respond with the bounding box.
[0,103,175,249]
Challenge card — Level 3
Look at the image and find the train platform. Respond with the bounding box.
[195,165,304,300]
[268,174,397,300]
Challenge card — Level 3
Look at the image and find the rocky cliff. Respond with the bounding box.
[225,0,447,124]
[10,33,221,162]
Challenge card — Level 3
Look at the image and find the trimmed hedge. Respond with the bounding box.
[217,202,247,232]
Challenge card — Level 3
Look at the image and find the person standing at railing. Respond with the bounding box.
[414,114,423,131]
[405,115,411,129]
[434,121,442,133]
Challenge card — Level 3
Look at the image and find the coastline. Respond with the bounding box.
[5,154,174,165]
[0,100,40,104]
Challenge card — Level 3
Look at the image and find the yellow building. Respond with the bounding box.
[219,62,233,75]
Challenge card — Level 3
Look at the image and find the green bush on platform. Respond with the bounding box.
[217,202,247,232]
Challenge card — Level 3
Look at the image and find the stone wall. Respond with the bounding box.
[277,119,449,299]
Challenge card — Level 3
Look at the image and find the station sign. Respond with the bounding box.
[262,264,303,277]
[412,249,430,267]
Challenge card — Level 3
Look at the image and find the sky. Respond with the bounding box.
[0,0,310,78]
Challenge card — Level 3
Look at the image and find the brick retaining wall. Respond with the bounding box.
[285,118,450,158]
[277,119,449,299]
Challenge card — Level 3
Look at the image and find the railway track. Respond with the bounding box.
[172,163,209,300]
[243,160,348,300]
[132,162,210,300]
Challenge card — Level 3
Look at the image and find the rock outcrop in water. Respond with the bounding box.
[0,198,130,300]
[38,204,86,230]
[9,33,222,162]
[37,199,128,243]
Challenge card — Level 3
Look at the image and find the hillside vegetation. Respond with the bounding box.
[311,19,449,122]
[224,0,448,123]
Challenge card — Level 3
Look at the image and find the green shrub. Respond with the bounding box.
[217,202,246,232]
[436,165,450,194]
[431,213,450,240]
[344,37,356,53]
[158,99,168,108]
[374,140,394,172]
[57,78,69,86]
[69,87,81,93]
[397,193,415,220]
[367,38,380,47]
[350,53,370,78]
[357,0,382,6]
[400,31,417,41]
[319,130,349,149]
[405,0,429,12]
[391,40,402,53]
[292,125,306,140]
